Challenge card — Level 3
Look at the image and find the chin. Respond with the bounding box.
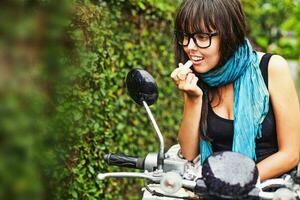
[193,65,209,74]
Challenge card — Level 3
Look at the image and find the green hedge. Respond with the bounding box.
[0,1,73,199]
[1,0,183,199]
[55,1,182,199]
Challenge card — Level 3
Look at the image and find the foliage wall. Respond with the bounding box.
[57,1,182,199]
[0,0,74,199]
[1,0,299,200]
[1,0,182,199]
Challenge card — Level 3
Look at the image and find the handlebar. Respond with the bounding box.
[100,147,300,199]
[104,153,145,169]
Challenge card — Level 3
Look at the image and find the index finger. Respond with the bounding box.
[180,60,193,70]
[178,60,193,76]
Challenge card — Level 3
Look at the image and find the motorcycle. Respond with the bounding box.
[98,68,300,200]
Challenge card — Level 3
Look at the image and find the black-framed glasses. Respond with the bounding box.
[174,30,218,48]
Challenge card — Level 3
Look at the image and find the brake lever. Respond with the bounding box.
[97,171,163,182]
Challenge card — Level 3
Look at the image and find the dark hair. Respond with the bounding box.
[174,0,247,141]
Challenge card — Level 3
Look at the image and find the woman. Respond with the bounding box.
[171,0,300,181]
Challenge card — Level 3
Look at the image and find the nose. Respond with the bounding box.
[187,37,198,50]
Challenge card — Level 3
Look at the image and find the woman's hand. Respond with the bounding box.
[170,63,203,99]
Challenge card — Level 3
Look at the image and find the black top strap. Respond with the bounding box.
[259,53,273,88]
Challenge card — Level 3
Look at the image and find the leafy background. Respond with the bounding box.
[0,0,299,199]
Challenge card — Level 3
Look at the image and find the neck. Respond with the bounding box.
[209,83,233,106]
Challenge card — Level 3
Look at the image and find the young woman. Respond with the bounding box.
[171,0,300,181]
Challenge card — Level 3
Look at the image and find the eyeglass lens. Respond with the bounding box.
[176,32,212,48]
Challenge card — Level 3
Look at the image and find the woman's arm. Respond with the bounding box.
[171,64,203,161]
[178,94,202,161]
[257,55,300,181]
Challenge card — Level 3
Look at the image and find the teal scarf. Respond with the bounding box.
[199,39,269,164]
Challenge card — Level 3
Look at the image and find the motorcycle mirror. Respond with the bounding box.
[126,69,158,106]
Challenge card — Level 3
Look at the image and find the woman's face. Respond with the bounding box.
[183,34,221,73]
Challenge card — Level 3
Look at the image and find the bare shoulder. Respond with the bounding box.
[267,54,296,99]
[268,54,290,75]
[256,52,290,78]
[256,52,290,74]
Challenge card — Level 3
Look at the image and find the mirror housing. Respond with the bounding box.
[126,69,158,106]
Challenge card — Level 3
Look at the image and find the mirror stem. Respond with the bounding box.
[142,101,164,170]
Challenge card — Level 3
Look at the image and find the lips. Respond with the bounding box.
[190,55,204,65]
[191,55,204,61]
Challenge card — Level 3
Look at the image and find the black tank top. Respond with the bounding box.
[207,53,278,163]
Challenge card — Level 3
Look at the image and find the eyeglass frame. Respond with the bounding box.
[174,30,218,49]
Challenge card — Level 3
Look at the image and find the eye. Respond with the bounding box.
[175,31,190,46]
[195,33,209,41]
[183,33,189,40]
